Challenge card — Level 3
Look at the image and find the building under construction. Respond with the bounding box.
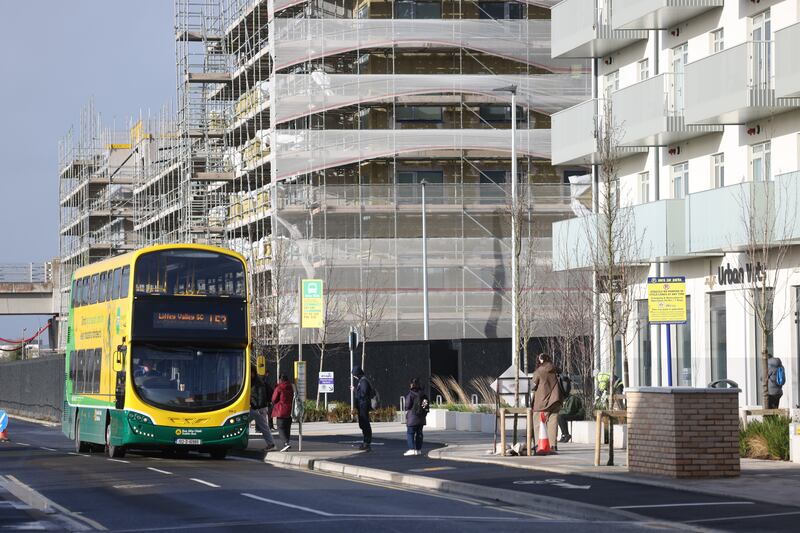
[64,1,591,373]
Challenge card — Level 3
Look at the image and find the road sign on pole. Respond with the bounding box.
[300,279,324,329]
[0,410,8,432]
[319,371,334,394]
[349,326,358,418]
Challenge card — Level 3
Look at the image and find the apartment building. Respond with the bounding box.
[551,0,800,408]
[127,0,592,370]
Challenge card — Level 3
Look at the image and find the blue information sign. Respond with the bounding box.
[0,410,8,432]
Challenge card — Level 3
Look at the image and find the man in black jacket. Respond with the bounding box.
[352,366,373,451]
[250,366,275,456]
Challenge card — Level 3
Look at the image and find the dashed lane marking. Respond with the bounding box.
[15,443,31,447]
[67,452,90,457]
[39,447,57,452]
[190,478,220,488]
[241,493,334,516]
[147,467,173,475]
[614,502,754,510]
[107,459,130,464]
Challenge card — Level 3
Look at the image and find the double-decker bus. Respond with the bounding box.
[62,244,251,459]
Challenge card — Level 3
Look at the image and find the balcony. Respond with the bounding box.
[685,41,800,125]
[552,198,687,270]
[551,0,647,59]
[686,181,773,253]
[776,22,800,98]
[612,73,722,146]
[551,99,601,165]
[612,0,724,30]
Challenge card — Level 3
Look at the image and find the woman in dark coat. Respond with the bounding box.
[271,374,294,451]
[404,378,428,456]
[531,353,563,453]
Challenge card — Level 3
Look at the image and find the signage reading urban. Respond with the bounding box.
[717,262,765,286]
[153,312,228,330]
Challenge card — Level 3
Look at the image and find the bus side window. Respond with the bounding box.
[93,348,102,393]
[90,274,99,305]
[112,268,122,300]
[120,266,130,298]
[77,278,85,307]
[81,277,89,306]
[69,349,77,387]
[76,350,84,394]
[71,279,78,308]
[100,272,108,303]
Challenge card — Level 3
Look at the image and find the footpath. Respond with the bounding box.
[242,421,800,531]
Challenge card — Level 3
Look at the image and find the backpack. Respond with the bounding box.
[776,365,786,387]
[369,382,380,410]
[558,374,572,397]
[412,392,430,417]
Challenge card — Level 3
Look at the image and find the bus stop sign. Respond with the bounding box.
[0,410,8,432]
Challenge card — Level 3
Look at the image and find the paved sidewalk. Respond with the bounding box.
[250,421,800,510]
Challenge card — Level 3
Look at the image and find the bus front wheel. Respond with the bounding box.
[106,422,126,459]
[74,412,91,454]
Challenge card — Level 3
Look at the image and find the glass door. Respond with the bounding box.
[751,10,772,89]
[671,43,688,114]
[710,293,727,383]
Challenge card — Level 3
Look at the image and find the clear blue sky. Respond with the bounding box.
[0,1,174,342]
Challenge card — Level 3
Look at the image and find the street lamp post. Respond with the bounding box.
[421,180,430,341]
[494,85,519,406]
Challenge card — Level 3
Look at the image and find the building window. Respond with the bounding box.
[397,170,444,203]
[605,70,619,97]
[753,287,774,405]
[712,153,725,188]
[711,28,724,53]
[672,162,688,199]
[395,106,443,122]
[677,296,692,386]
[478,1,522,20]
[751,141,771,181]
[357,4,369,18]
[638,172,650,203]
[395,0,442,19]
[638,59,649,81]
[478,104,524,123]
[709,293,727,383]
[637,300,652,386]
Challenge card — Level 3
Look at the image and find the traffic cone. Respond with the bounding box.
[535,412,551,455]
[0,429,8,442]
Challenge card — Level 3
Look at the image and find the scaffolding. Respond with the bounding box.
[138,0,591,353]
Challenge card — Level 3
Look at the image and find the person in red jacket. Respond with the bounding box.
[271,374,294,452]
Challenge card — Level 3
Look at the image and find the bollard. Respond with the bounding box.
[436,395,442,406]
[400,396,406,411]
[471,394,479,405]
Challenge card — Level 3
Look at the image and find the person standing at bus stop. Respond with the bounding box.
[531,353,563,454]
[272,374,294,452]
[250,366,275,457]
[352,366,373,451]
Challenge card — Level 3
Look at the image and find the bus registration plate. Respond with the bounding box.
[175,438,202,445]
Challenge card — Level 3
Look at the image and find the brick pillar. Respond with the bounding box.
[628,387,740,478]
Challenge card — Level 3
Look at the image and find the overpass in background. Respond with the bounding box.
[0,262,60,348]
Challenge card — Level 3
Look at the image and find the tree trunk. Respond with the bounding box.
[361,340,367,370]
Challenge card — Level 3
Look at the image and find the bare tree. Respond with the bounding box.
[735,177,796,407]
[262,236,294,378]
[346,242,389,370]
[314,255,346,405]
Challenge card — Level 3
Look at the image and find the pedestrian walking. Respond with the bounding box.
[263,366,275,430]
[767,354,786,408]
[531,353,563,455]
[352,366,373,451]
[250,366,275,457]
[404,378,429,456]
[272,374,294,451]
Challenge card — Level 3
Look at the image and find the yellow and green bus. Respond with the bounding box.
[61,244,251,459]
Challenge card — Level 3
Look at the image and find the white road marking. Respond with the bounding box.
[147,467,173,475]
[686,510,800,523]
[15,443,31,447]
[408,466,456,473]
[227,456,262,463]
[107,458,130,464]
[113,484,155,490]
[67,452,90,457]
[3,520,49,530]
[614,501,754,510]
[190,478,220,488]
[38,447,57,452]
[513,478,590,490]
[241,493,334,516]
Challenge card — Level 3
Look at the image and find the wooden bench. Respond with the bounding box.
[594,409,627,466]
[740,408,789,429]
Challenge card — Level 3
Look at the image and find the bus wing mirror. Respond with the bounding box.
[256,355,266,377]
[113,345,126,373]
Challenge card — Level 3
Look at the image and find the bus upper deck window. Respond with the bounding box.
[112,268,122,300]
[120,266,130,298]
[90,274,100,305]
[99,272,107,302]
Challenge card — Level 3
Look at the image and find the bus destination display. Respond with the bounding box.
[153,312,228,331]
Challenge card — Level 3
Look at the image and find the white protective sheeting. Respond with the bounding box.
[273,19,582,73]
[273,73,590,124]
[273,128,551,180]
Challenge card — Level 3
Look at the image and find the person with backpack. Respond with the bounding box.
[767,354,786,408]
[531,353,563,455]
[250,365,276,457]
[352,366,373,451]
[404,378,429,456]
[271,374,294,452]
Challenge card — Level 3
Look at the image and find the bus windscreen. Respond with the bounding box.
[134,249,246,297]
